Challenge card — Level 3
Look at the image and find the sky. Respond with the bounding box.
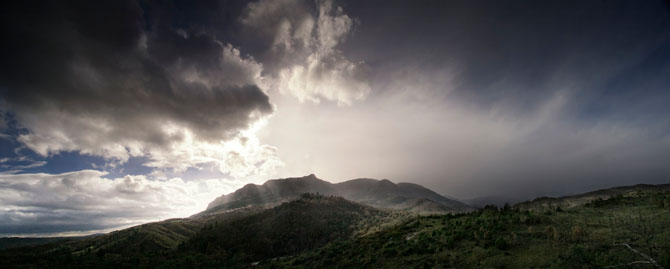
[1,0,669,236]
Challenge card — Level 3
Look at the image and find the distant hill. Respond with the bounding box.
[460,195,529,208]
[0,237,83,250]
[205,174,469,214]
[515,183,670,210]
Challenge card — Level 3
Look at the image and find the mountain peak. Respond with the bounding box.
[379,179,394,185]
[204,175,470,213]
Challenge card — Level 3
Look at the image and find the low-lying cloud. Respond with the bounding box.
[0,170,249,236]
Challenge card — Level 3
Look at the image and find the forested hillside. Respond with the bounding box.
[271,190,670,268]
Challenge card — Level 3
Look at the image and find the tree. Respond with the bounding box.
[609,210,668,268]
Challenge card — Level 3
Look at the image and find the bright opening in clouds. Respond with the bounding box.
[1,0,670,236]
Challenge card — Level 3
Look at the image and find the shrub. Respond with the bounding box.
[494,237,508,250]
[545,226,558,242]
[570,226,586,242]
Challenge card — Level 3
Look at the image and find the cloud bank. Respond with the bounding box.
[0,170,248,236]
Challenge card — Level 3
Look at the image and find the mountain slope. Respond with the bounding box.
[206,174,469,213]
[515,183,670,210]
[0,218,203,268]
[180,194,391,266]
[267,189,670,268]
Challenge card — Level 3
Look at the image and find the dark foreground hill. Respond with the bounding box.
[1,183,669,268]
[205,174,469,214]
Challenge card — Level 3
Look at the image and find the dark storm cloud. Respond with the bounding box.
[0,0,272,161]
[263,0,670,201]
[350,0,670,199]
[343,0,670,112]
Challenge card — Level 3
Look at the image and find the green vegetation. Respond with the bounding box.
[174,194,393,267]
[271,190,670,268]
[1,189,669,268]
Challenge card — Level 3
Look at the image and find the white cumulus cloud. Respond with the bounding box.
[243,0,371,105]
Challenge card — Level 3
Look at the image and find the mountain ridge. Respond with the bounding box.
[515,183,670,210]
[206,174,469,214]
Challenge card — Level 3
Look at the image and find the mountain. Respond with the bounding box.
[335,178,467,211]
[205,174,336,213]
[205,174,469,214]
